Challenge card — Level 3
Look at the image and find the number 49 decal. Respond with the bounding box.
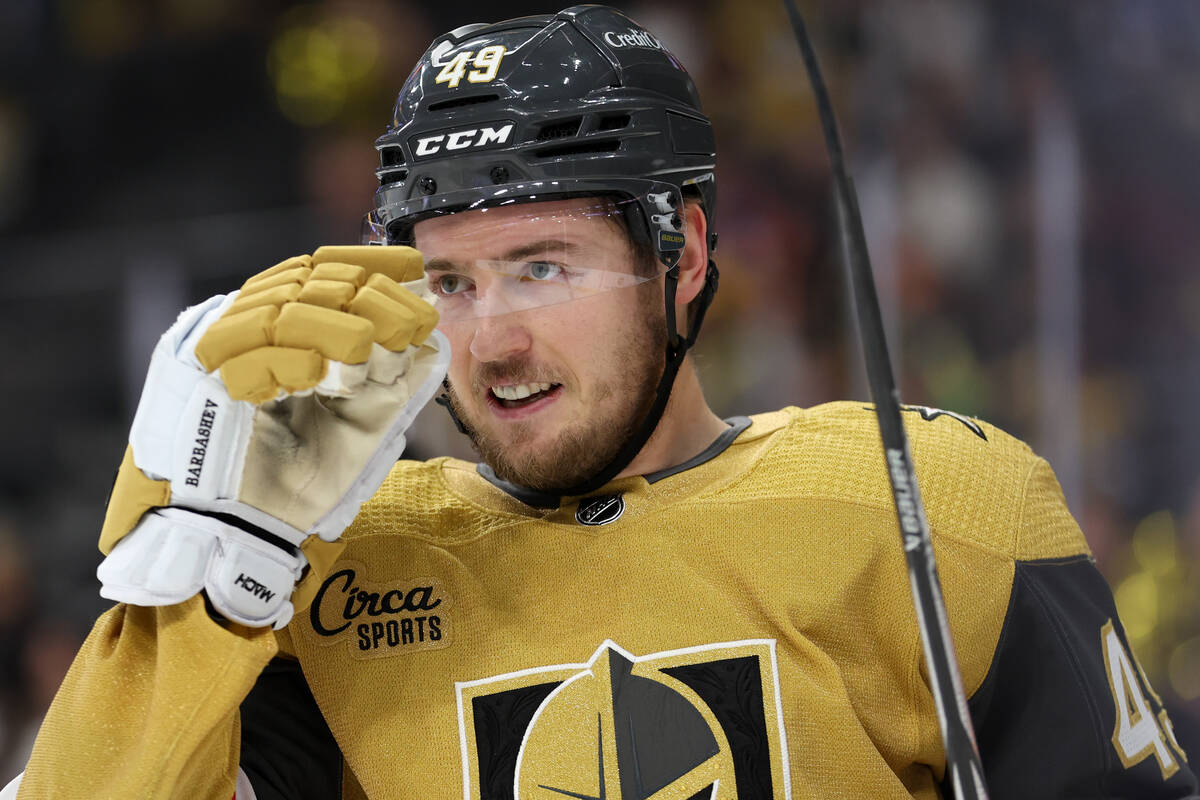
[435,46,507,89]
[1101,619,1187,779]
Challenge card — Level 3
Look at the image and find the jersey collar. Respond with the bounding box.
[475,416,752,509]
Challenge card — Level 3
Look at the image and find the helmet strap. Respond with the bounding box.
[435,379,471,435]
[546,265,687,498]
[555,256,719,496]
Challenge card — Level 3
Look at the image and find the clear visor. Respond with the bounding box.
[361,196,674,321]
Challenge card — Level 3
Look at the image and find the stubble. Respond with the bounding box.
[445,287,667,492]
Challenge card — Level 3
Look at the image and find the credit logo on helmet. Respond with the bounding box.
[603,28,664,50]
[411,122,515,159]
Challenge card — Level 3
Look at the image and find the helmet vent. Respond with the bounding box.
[380,147,405,167]
[596,113,631,132]
[426,94,499,112]
[535,118,582,141]
[377,168,408,186]
[532,139,621,159]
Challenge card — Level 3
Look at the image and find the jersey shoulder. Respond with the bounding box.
[720,401,1088,561]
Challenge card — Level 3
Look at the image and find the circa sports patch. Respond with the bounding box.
[307,561,450,659]
[456,639,792,800]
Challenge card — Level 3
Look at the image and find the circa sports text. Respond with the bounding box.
[310,567,446,654]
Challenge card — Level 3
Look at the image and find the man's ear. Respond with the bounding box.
[674,200,709,306]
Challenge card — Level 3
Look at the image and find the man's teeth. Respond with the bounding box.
[492,382,555,401]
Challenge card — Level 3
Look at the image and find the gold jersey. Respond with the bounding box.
[19,402,1195,799]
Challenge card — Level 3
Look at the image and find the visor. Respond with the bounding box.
[362,197,675,321]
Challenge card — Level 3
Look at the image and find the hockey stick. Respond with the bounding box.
[779,3,989,798]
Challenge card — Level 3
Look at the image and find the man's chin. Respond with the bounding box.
[485,457,594,493]
[457,405,616,490]
[473,425,600,491]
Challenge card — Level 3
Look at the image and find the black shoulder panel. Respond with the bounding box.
[240,656,344,800]
[956,556,1197,798]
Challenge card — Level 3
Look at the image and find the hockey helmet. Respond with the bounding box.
[368,5,717,273]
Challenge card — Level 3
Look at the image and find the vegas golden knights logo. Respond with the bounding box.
[456,640,792,800]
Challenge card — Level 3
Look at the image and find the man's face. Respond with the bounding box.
[414,198,666,490]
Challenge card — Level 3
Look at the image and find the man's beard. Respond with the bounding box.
[444,303,668,492]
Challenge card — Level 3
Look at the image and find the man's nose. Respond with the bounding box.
[469,312,533,362]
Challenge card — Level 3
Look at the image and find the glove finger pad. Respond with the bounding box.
[310,262,367,286]
[240,266,313,296]
[363,274,438,344]
[273,303,374,364]
[221,347,325,403]
[242,255,312,288]
[229,283,302,316]
[313,245,424,283]
[194,305,279,371]
[347,287,418,350]
[297,279,356,310]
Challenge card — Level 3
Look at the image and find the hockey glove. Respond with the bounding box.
[96,246,449,629]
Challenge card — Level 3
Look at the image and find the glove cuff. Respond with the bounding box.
[97,507,306,630]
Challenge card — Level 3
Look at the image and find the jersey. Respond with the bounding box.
[18,402,1197,799]
[255,401,1195,799]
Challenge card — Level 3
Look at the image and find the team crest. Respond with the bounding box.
[456,639,792,800]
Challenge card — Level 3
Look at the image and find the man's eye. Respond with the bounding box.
[433,274,471,295]
[524,261,563,281]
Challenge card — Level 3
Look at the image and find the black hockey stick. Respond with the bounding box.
[779,3,989,797]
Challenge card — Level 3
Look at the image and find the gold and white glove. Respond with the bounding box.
[96,246,448,628]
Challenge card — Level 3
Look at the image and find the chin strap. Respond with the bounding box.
[557,256,719,497]
[439,258,720,507]
[435,380,470,434]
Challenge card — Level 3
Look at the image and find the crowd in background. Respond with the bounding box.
[1,0,1198,779]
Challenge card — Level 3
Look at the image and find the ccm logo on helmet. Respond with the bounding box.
[603,29,663,50]
[412,123,514,159]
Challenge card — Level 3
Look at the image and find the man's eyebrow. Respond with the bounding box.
[423,239,581,274]
[501,239,580,262]
[423,256,464,274]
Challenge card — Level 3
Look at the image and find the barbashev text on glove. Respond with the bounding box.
[95,246,449,629]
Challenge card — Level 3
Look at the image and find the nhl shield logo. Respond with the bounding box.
[576,494,626,526]
[456,639,792,799]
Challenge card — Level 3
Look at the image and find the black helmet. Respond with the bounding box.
[372,4,717,266]
[374,5,720,505]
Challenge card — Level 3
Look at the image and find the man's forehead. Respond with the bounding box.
[413,196,623,251]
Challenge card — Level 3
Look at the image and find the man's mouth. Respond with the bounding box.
[488,381,562,409]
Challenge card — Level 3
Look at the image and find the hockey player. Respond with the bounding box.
[6,6,1198,799]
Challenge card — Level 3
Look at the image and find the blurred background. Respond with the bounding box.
[1,0,1198,781]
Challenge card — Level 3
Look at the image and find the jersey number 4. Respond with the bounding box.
[1101,619,1186,779]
